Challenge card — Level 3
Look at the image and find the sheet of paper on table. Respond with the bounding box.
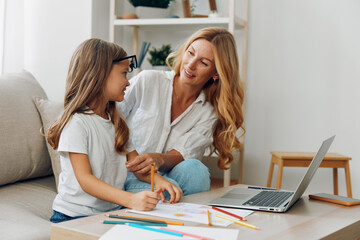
[127,202,253,227]
[99,225,239,240]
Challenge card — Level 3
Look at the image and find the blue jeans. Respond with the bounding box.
[50,210,86,223]
[125,159,211,199]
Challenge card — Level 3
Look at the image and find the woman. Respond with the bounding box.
[119,27,244,198]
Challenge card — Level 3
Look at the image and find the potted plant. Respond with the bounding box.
[148,44,172,71]
[129,0,175,18]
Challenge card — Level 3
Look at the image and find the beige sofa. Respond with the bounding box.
[0,71,63,240]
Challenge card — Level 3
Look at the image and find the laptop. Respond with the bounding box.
[209,135,335,212]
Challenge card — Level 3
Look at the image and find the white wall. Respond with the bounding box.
[23,0,93,102]
[3,0,110,102]
[2,0,24,73]
[0,0,7,73]
[92,0,110,40]
[245,0,360,198]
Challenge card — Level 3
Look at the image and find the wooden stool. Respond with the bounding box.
[267,152,352,198]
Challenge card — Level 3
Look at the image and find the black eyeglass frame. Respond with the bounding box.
[113,55,138,73]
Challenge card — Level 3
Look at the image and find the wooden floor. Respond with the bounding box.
[210,178,238,190]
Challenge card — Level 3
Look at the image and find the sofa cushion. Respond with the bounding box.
[0,71,52,186]
[33,97,63,188]
[0,176,56,240]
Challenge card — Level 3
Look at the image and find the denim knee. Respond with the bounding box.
[166,158,211,195]
[50,210,85,223]
[125,172,151,193]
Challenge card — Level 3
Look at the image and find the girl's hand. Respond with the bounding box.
[129,190,161,211]
[154,174,183,204]
[126,153,164,174]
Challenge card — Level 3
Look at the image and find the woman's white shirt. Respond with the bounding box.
[52,112,127,217]
[117,70,218,160]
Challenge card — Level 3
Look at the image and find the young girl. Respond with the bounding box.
[47,39,182,223]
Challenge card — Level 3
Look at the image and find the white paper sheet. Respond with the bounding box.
[99,225,239,240]
[127,202,253,227]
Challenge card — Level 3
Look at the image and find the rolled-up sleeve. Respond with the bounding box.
[172,114,218,161]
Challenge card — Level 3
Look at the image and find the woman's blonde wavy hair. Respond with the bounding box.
[166,27,245,169]
[47,38,129,153]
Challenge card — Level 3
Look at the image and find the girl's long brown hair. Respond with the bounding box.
[167,27,245,169]
[47,38,129,153]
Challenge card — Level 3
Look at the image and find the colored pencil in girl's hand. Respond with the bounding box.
[151,164,155,192]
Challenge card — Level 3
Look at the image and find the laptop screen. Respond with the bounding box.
[285,135,335,210]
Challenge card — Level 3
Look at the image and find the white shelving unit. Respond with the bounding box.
[109,0,248,187]
[113,17,245,26]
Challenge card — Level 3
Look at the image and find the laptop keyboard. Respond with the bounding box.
[243,191,294,207]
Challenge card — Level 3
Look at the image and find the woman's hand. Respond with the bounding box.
[126,153,165,174]
[129,190,162,211]
[154,174,183,204]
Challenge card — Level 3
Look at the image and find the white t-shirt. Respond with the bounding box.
[117,70,218,160]
[52,111,127,217]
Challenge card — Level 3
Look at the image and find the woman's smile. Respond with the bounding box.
[184,68,195,78]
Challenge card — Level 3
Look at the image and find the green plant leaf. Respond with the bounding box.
[148,44,172,66]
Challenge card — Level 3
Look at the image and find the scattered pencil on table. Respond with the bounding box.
[127,223,183,237]
[215,214,260,230]
[151,164,155,192]
[102,220,167,226]
[107,214,161,224]
[108,214,184,226]
[207,210,211,226]
[211,206,247,221]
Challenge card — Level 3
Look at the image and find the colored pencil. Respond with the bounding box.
[151,164,155,192]
[103,220,167,226]
[207,210,211,226]
[215,214,260,230]
[127,223,183,237]
[160,227,214,240]
[211,206,247,221]
[112,214,184,226]
[108,215,161,224]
